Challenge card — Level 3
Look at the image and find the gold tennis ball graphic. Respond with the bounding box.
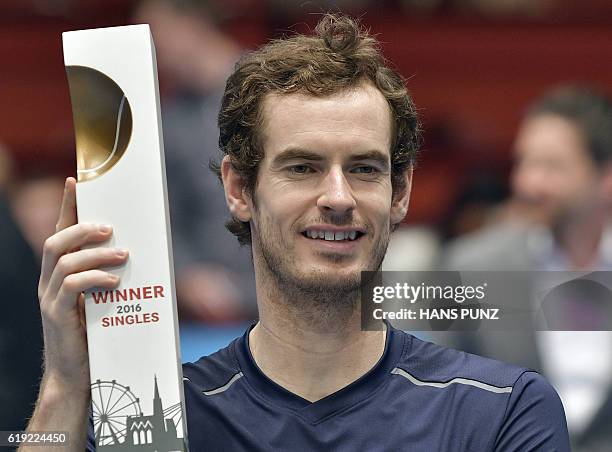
[65,66,132,182]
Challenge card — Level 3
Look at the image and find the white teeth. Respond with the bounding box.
[305,230,360,241]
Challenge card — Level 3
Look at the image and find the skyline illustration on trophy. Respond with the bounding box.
[92,376,185,451]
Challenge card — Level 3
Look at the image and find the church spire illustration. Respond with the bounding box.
[93,376,185,451]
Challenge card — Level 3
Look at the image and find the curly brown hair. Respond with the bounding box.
[210,13,422,246]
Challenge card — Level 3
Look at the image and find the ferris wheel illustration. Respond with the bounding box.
[91,379,142,446]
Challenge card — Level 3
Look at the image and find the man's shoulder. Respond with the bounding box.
[182,334,243,392]
[392,330,569,450]
[396,329,533,392]
[441,222,534,270]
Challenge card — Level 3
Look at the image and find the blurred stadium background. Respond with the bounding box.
[3,0,612,226]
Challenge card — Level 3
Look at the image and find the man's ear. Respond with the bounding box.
[390,167,413,226]
[221,155,252,222]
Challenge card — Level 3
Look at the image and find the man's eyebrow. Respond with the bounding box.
[271,148,325,166]
[270,148,391,169]
[351,151,390,166]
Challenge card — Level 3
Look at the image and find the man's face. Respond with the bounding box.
[511,114,600,225]
[246,83,409,295]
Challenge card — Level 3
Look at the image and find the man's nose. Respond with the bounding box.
[317,167,357,214]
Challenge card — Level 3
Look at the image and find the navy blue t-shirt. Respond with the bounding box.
[88,321,570,451]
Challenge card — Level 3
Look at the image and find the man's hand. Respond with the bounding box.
[22,177,129,451]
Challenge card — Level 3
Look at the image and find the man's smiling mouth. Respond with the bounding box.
[301,228,365,241]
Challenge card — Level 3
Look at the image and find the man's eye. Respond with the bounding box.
[353,166,377,174]
[290,165,312,174]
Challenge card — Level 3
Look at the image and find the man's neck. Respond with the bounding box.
[247,249,388,402]
[248,310,387,402]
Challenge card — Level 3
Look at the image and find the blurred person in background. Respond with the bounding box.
[382,173,509,272]
[134,0,256,323]
[441,85,612,451]
[0,145,44,432]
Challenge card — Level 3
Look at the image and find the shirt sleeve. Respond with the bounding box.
[494,371,570,452]
[86,409,96,452]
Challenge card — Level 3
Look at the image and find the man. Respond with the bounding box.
[24,14,569,451]
[441,86,612,451]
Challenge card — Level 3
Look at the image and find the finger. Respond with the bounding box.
[40,223,113,296]
[56,177,78,233]
[54,270,120,311]
[45,247,128,300]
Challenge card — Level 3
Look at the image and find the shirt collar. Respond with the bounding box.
[232,319,407,424]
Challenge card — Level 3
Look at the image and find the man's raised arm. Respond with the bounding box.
[20,177,128,452]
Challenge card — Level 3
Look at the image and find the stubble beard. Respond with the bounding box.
[252,212,391,330]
